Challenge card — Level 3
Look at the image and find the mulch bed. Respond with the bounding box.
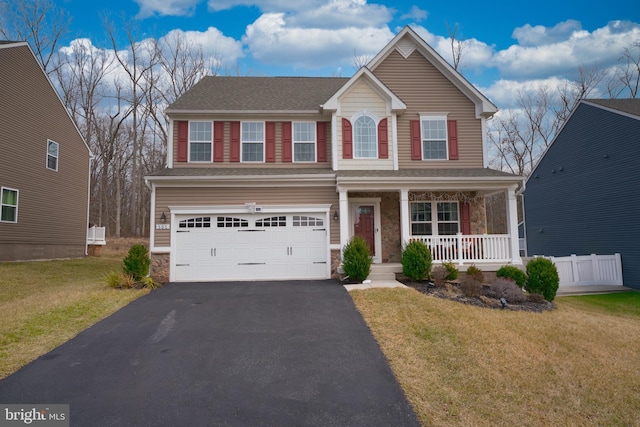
[398,277,556,313]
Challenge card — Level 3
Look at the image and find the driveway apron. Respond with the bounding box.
[0,281,420,426]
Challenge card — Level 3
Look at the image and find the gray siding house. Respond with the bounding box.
[0,42,92,261]
[523,99,640,289]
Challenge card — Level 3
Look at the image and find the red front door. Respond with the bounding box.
[354,205,375,255]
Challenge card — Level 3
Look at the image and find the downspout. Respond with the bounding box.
[85,153,94,256]
[516,178,527,258]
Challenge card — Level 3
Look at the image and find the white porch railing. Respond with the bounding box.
[410,233,512,265]
[87,226,106,245]
[545,254,623,287]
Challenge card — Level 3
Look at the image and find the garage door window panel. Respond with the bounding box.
[179,217,211,228]
[256,216,286,227]
[217,217,249,228]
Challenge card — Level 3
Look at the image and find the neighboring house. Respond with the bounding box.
[0,42,91,261]
[145,26,523,283]
[523,99,640,289]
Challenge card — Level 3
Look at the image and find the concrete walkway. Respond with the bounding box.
[556,285,636,296]
[343,280,407,291]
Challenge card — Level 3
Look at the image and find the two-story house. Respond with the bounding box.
[0,42,91,261]
[145,26,523,283]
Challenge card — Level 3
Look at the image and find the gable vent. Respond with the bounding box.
[396,38,417,58]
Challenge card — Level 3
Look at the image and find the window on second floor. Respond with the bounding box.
[241,121,264,162]
[421,116,448,160]
[47,140,59,171]
[293,122,316,162]
[1,187,18,223]
[410,201,459,236]
[189,121,212,162]
[353,115,377,159]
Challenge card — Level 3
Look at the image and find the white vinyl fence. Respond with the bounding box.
[544,254,623,287]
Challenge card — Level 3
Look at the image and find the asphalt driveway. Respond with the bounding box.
[0,281,420,426]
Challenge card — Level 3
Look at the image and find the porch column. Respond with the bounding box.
[400,189,410,246]
[506,187,522,265]
[339,188,349,252]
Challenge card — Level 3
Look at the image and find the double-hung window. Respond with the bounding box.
[241,121,264,162]
[410,201,459,235]
[353,115,377,158]
[189,121,212,162]
[421,115,448,160]
[1,187,18,223]
[47,140,59,171]
[293,122,316,162]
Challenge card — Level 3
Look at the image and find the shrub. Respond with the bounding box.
[484,277,527,303]
[465,265,484,283]
[429,266,448,287]
[141,276,160,290]
[496,265,527,289]
[105,271,124,289]
[402,240,432,281]
[459,275,482,297]
[342,235,372,283]
[123,244,151,281]
[442,261,459,280]
[526,257,560,302]
[527,293,545,303]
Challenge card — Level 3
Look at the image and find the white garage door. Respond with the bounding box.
[174,213,328,282]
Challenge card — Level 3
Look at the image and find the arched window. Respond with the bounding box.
[353,115,377,158]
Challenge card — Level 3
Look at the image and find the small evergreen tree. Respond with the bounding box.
[526,258,560,301]
[123,244,151,281]
[342,236,372,283]
[496,265,528,289]
[402,240,432,281]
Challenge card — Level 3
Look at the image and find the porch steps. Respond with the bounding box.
[367,263,402,281]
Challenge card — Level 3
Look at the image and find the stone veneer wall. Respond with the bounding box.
[151,253,170,283]
[350,192,402,263]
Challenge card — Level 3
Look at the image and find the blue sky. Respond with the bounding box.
[55,0,639,108]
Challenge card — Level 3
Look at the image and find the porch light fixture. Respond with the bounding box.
[160,212,167,223]
[333,210,339,221]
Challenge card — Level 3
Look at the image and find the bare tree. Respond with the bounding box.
[0,0,70,74]
[607,41,640,98]
[447,23,465,71]
[104,14,160,237]
[352,49,371,71]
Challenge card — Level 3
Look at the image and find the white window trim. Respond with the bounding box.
[47,140,59,171]
[188,121,213,163]
[1,187,19,223]
[352,112,378,160]
[241,121,265,163]
[410,201,459,236]
[419,113,448,161]
[292,121,317,163]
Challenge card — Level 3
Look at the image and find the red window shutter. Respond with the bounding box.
[378,118,388,159]
[317,122,327,162]
[282,122,292,162]
[410,120,421,160]
[448,120,459,160]
[461,201,471,235]
[266,122,276,162]
[230,121,240,162]
[342,118,353,159]
[213,121,224,162]
[177,120,188,162]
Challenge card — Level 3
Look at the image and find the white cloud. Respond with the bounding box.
[400,6,427,22]
[160,27,245,68]
[494,21,640,80]
[287,0,392,29]
[243,13,393,70]
[512,20,583,47]
[134,0,201,18]
[207,0,323,12]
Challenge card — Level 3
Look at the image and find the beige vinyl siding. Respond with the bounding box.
[171,117,332,168]
[373,49,485,169]
[153,185,340,247]
[337,80,394,170]
[0,45,90,260]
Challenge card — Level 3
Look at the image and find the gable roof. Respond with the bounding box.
[321,66,406,113]
[525,98,640,185]
[583,99,640,119]
[367,26,498,119]
[166,76,349,114]
[0,41,91,156]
